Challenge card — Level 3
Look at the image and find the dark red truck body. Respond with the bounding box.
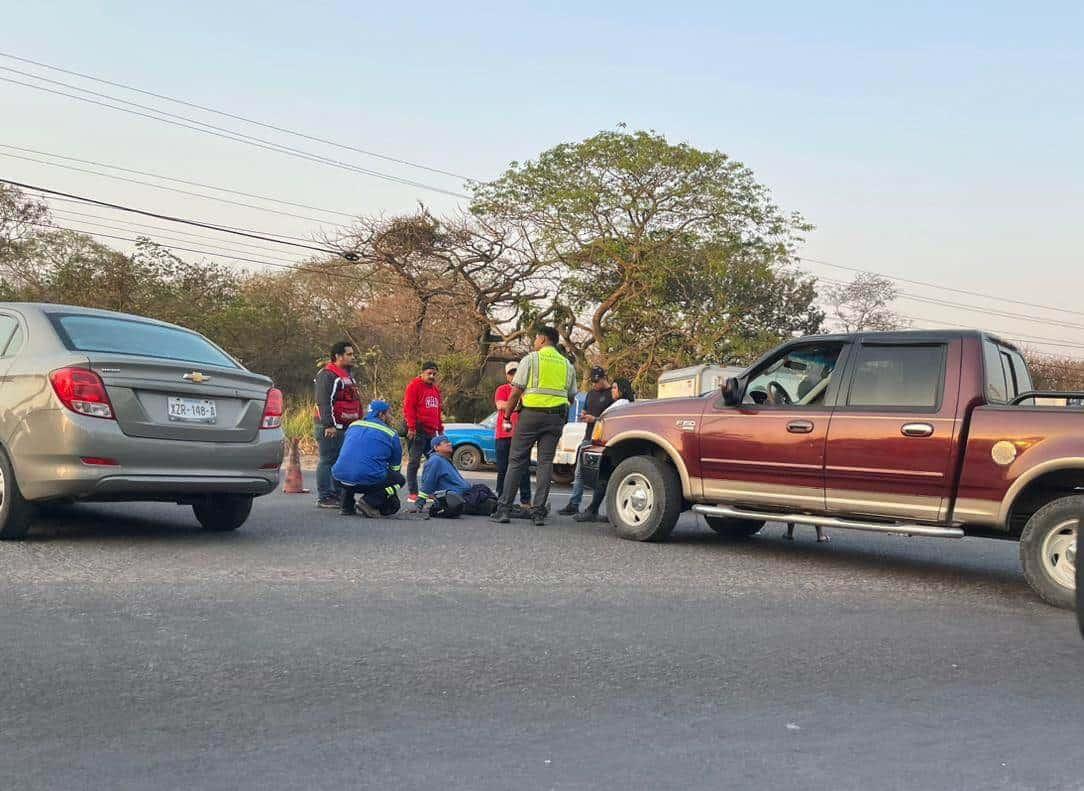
[582,330,1083,607]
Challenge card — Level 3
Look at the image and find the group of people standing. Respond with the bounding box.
[310,326,635,524]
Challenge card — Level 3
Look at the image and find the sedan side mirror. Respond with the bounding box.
[722,377,742,407]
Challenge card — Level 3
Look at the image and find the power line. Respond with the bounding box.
[34,222,358,279]
[33,221,411,294]
[800,256,1084,319]
[1,178,355,259]
[0,149,351,226]
[0,50,478,183]
[0,70,472,200]
[813,273,1084,334]
[48,206,309,256]
[27,192,323,245]
[40,215,309,266]
[0,143,357,219]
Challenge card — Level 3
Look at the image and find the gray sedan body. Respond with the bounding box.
[0,303,283,536]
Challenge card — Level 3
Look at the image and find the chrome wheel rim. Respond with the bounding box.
[1040,517,1077,591]
[0,465,5,511]
[615,472,654,526]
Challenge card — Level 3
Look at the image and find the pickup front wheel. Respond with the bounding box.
[1020,494,1080,609]
[606,456,682,542]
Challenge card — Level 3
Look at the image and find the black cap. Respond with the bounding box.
[590,366,607,381]
[421,361,439,372]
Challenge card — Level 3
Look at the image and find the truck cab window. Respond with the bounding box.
[847,344,945,409]
[743,343,844,407]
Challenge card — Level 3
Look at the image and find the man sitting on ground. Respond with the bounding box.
[418,435,497,517]
[332,400,405,518]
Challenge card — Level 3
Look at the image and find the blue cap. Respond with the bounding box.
[431,434,451,451]
[366,399,390,419]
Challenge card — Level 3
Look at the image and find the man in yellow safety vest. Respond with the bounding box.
[491,326,578,526]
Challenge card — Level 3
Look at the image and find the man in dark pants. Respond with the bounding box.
[403,361,444,503]
[491,326,577,526]
[494,361,531,508]
[313,341,360,508]
[558,366,612,516]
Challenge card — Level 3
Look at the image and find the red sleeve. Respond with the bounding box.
[494,384,508,408]
[436,387,444,433]
[403,379,419,430]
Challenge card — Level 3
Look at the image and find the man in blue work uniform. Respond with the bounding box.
[332,400,405,518]
[418,435,498,517]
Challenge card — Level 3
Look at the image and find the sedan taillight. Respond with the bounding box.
[261,387,284,429]
[49,367,115,420]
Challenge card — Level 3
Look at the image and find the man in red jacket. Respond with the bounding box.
[403,360,444,501]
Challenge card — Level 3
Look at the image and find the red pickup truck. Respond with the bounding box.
[581,331,1083,608]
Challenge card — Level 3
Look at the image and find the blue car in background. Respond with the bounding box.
[445,412,498,471]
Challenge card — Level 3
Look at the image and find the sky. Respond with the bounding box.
[1,1,1082,357]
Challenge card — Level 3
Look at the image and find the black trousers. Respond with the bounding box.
[495,437,531,504]
[406,429,434,495]
[497,409,565,513]
[340,470,406,513]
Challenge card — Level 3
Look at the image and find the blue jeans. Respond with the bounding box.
[315,426,345,500]
[567,440,591,509]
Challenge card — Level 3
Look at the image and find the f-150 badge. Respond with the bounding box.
[676,419,697,432]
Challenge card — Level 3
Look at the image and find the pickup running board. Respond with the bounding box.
[691,504,965,539]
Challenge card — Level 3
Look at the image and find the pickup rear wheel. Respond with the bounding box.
[606,456,681,542]
[1019,494,1080,609]
[704,516,764,539]
[193,495,253,532]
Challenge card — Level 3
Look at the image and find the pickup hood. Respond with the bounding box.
[602,396,706,420]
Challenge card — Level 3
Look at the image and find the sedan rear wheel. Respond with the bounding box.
[0,447,33,540]
[452,444,483,471]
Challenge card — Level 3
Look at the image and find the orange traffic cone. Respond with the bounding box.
[281,438,310,494]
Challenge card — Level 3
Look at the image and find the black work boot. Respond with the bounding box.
[557,502,578,516]
[530,509,547,527]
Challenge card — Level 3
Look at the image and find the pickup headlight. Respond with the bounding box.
[592,418,605,442]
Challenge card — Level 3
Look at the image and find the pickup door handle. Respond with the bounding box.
[786,420,814,434]
[901,423,934,438]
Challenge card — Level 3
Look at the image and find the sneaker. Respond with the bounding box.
[316,497,340,509]
[573,510,602,523]
[339,509,356,517]
[531,510,547,527]
[490,508,511,524]
[407,494,419,504]
[557,503,578,516]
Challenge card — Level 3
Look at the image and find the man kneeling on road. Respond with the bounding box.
[332,400,405,518]
[417,435,498,518]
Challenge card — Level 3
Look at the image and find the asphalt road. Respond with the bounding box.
[2,471,1081,791]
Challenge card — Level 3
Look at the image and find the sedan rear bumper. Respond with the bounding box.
[8,408,282,502]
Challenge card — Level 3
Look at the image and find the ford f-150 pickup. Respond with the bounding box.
[581,330,1083,608]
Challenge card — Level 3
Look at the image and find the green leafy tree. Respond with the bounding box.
[470,128,819,380]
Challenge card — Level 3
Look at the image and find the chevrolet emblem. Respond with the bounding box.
[183,372,211,383]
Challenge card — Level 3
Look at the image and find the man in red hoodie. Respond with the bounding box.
[403,360,444,501]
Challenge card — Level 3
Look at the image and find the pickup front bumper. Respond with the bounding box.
[580,446,604,490]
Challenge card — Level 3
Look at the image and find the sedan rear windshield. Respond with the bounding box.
[49,313,239,369]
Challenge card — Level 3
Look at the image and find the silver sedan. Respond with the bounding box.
[0,303,284,538]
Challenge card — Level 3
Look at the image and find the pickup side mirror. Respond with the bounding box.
[722,377,742,406]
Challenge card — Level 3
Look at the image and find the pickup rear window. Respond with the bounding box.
[49,314,239,369]
[983,339,1033,403]
[847,344,945,409]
